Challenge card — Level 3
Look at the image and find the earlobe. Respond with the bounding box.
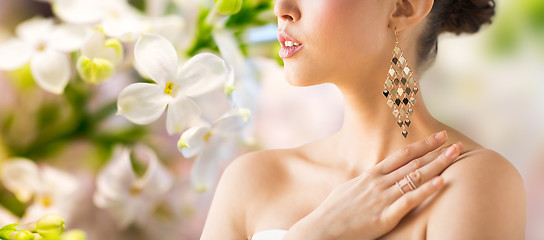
[389,0,434,31]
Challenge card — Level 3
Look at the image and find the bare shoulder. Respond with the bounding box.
[201,148,298,239]
[441,148,524,189]
[222,148,297,194]
[426,148,527,239]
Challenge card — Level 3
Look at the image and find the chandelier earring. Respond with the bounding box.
[382,29,420,138]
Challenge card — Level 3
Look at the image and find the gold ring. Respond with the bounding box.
[396,171,420,195]
[396,180,406,195]
[405,174,416,190]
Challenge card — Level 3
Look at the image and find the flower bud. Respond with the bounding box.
[0,223,19,240]
[215,0,243,15]
[35,213,65,239]
[76,56,114,84]
[14,230,35,240]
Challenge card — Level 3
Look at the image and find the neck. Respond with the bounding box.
[298,35,446,175]
[323,75,442,175]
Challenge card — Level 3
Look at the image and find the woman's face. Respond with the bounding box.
[274,0,392,87]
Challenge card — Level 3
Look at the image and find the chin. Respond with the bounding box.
[284,74,321,87]
[283,65,325,87]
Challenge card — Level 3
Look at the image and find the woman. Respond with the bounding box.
[202,0,526,239]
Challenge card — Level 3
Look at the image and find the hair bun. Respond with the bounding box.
[441,0,495,34]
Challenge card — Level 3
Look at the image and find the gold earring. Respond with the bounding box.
[382,29,419,138]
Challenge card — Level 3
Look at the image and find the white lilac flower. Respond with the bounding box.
[117,33,228,135]
[52,0,136,26]
[0,17,88,94]
[100,2,149,42]
[53,0,133,37]
[212,28,261,144]
[0,158,81,223]
[212,29,242,97]
[76,27,124,84]
[100,11,186,44]
[52,0,185,43]
[0,158,40,203]
[213,28,261,108]
[93,145,174,228]
[148,15,186,45]
[53,0,146,41]
[178,107,250,192]
[52,0,107,24]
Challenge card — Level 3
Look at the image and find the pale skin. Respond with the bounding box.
[201,0,527,239]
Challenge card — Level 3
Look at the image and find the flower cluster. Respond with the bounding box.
[0,0,277,238]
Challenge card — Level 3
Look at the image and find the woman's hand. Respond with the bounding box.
[283,130,463,240]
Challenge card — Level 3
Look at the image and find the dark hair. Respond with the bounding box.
[418,0,495,68]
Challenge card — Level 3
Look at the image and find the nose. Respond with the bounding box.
[274,0,300,23]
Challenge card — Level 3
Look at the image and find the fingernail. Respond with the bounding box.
[444,144,457,157]
[434,131,446,140]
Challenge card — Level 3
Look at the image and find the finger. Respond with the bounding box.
[384,142,457,185]
[386,142,462,198]
[393,169,422,196]
[384,142,461,203]
[376,130,448,174]
[411,141,463,187]
[384,176,444,224]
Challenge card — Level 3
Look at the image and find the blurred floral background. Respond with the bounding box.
[0,0,541,239]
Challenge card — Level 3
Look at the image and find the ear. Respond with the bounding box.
[388,0,434,31]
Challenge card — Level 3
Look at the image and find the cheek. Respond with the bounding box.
[283,0,388,86]
[308,1,385,74]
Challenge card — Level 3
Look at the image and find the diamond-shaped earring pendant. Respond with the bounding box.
[382,30,419,138]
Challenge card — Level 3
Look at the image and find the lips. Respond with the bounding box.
[277,31,303,59]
